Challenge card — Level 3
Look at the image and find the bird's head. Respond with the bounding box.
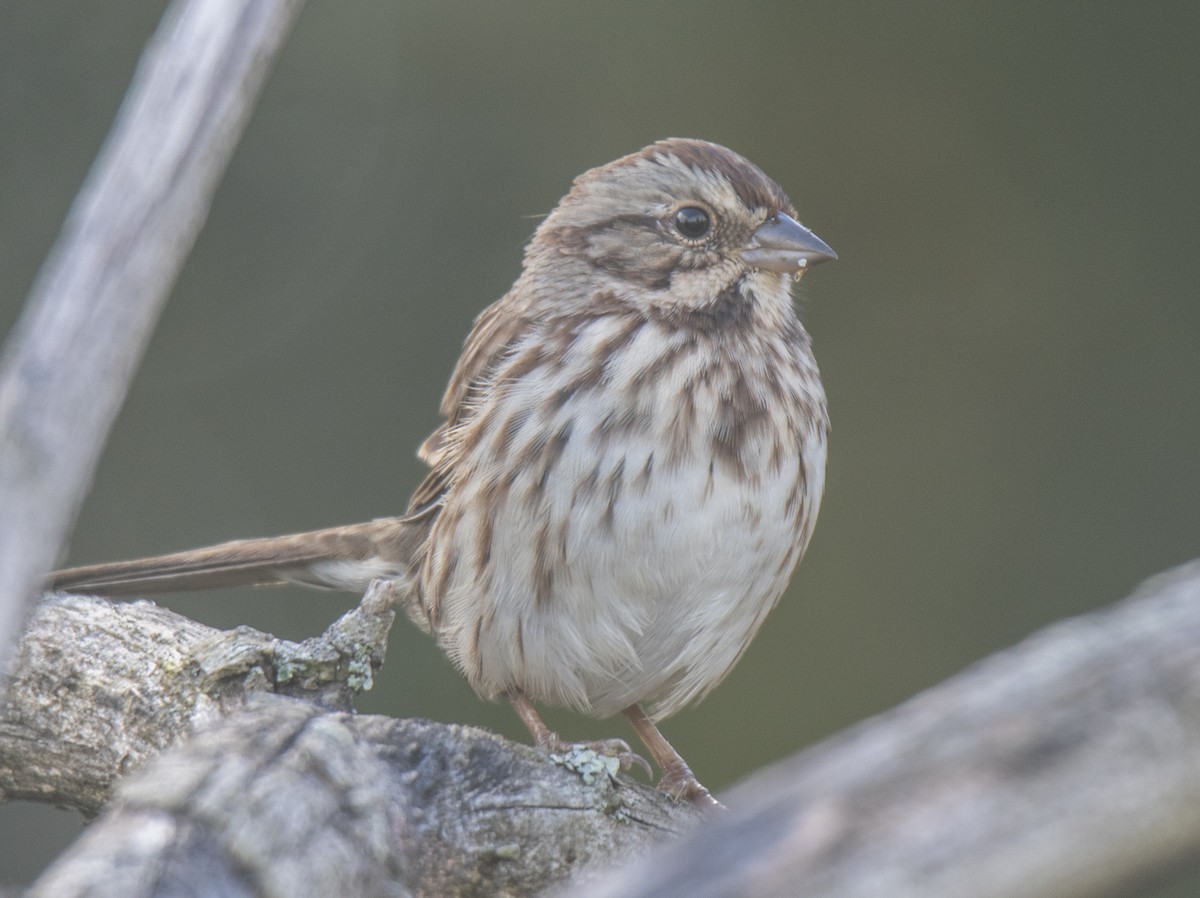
[523,138,836,321]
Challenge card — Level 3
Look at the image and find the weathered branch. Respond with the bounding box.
[0,0,304,681]
[3,582,703,897]
[0,579,395,815]
[24,700,701,898]
[7,561,1200,896]
[577,558,1200,898]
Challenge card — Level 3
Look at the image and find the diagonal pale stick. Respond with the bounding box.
[0,0,305,682]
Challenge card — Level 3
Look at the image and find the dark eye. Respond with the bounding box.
[673,206,711,240]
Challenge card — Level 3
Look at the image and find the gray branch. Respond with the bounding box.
[0,579,396,815]
[0,0,305,680]
[6,563,1200,895]
[26,702,700,898]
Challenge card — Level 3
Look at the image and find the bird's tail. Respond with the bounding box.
[49,517,422,597]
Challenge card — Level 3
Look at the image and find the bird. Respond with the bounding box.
[51,138,836,805]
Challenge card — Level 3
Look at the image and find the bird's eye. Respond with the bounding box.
[673,206,711,240]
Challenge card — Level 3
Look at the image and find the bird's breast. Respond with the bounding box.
[424,312,827,717]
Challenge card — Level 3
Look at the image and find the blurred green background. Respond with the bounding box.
[2,0,1198,889]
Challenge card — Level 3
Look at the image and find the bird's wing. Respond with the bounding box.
[406,295,532,517]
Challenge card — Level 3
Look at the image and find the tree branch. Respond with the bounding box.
[4,582,704,897]
[0,0,305,681]
[27,700,702,898]
[0,579,395,815]
[8,560,1200,895]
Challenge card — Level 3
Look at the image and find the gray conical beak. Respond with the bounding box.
[740,212,837,274]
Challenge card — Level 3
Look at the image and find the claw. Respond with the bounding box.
[622,704,727,809]
[624,749,654,780]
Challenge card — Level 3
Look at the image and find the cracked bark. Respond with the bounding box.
[1,580,396,815]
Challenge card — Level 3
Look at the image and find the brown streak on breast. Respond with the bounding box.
[573,462,602,504]
[532,520,555,610]
[545,357,605,411]
[789,458,810,530]
[531,420,574,497]
[594,405,651,443]
[710,371,771,481]
[496,407,532,455]
[666,401,694,467]
[474,499,497,580]
[635,452,655,493]
[597,313,646,357]
[743,500,763,530]
[602,457,626,532]
[542,307,644,413]
[787,456,806,518]
[774,540,803,581]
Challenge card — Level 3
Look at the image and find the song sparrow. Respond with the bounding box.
[52,139,835,805]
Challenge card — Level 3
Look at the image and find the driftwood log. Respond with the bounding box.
[2,561,1199,896]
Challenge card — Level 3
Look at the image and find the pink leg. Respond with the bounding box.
[624,704,723,808]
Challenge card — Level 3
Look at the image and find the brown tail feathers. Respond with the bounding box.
[49,518,420,596]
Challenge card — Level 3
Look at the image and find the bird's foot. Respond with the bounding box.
[655,761,725,809]
[506,689,652,780]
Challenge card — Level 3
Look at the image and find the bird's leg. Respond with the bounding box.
[506,688,560,748]
[505,689,651,776]
[624,704,724,808]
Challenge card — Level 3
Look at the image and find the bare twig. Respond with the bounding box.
[0,0,304,681]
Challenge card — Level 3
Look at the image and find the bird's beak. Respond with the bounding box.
[740,212,837,274]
